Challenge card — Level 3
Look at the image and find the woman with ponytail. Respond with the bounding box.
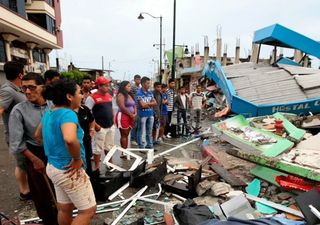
[114,80,137,151]
[36,79,96,225]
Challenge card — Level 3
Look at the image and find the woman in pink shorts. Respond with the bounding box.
[115,81,137,150]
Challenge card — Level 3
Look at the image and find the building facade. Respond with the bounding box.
[0,0,63,83]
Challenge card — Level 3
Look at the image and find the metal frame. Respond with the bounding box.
[102,146,143,171]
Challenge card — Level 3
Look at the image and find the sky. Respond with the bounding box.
[50,0,320,80]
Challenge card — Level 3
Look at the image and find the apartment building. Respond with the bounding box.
[0,0,63,83]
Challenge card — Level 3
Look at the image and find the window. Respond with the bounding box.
[33,48,46,63]
[0,0,26,16]
[0,38,6,62]
[27,13,56,34]
[47,0,54,7]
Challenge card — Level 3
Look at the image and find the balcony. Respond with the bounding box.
[25,0,55,18]
[0,5,61,49]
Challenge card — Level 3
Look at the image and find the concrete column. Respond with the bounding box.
[235,38,240,64]
[235,47,240,64]
[4,41,11,61]
[294,49,303,63]
[303,56,309,67]
[250,43,259,63]
[204,46,209,65]
[1,33,19,62]
[216,38,222,62]
[26,42,37,71]
[191,54,195,67]
[223,53,227,66]
[43,48,52,70]
[270,48,277,64]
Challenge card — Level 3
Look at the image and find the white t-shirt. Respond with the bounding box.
[191,92,205,110]
[180,94,187,109]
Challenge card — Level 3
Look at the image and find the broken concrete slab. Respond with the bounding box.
[193,196,219,206]
[220,195,258,219]
[196,180,216,196]
[210,182,233,196]
[282,133,320,169]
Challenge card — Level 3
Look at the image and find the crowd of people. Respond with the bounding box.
[0,61,207,225]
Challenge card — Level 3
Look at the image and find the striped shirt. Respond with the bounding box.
[166,89,175,112]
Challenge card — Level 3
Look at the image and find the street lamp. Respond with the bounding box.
[138,12,163,82]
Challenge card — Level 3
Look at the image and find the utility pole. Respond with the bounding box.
[171,0,176,80]
[102,56,104,70]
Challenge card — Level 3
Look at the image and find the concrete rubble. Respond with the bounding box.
[15,113,320,225]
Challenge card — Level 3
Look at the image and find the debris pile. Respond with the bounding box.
[20,113,320,225]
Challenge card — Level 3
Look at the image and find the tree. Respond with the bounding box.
[60,70,89,84]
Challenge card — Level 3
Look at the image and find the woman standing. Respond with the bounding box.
[36,79,96,225]
[115,81,136,150]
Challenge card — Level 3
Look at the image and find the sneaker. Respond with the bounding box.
[19,192,32,201]
[153,141,160,145]
[131,140,138,146]
[166,133,172,139]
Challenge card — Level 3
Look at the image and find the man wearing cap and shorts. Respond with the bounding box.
[85,77,115,171]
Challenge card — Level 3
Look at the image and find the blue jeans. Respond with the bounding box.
[130,116,139,142]
[137,116,154,148]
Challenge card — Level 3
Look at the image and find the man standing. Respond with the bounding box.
[44,70,60,85]
[190,85,206,130]
[9,73,58,225]
[85,77,114,171]
[0,61,29,200]
[165,79,175,138]
[136,76,157,149]
[159,84,168,141]
[130,74,141,99]
[81,75,93,103]
[152,82,162,144]
[130,74,141,144]
[174,86,190,136]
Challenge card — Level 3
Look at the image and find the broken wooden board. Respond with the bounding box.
[212,115,294,157]
[250,165,288,187]
[227,148,320,182]
[209,164,247,187]
[273,112,306,142]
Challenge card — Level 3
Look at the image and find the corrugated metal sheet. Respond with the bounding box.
[294,73,320,90]
[223,63,320,105]
[278,64,320,75]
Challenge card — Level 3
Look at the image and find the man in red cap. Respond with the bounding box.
[85,76,115,171]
